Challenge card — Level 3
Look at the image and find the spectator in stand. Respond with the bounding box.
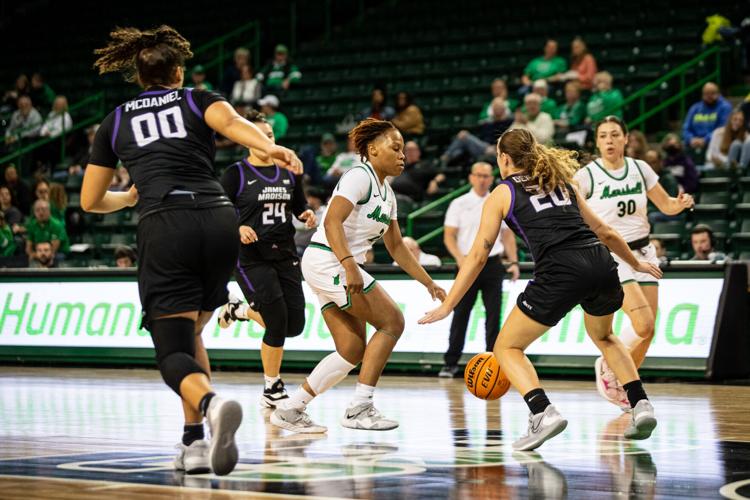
[512,93,555,144]
[25,199,69,261]
[29,241,56,268]
[661,133,699,193]
[563,36,598,90]
[520,39,567,95]
[358,86,394,121]
[257,44,301,92]
[0,186,23,227]
[645,148,682,225]
[0,211,16,259]
[392,237,441,267]
[479,78,519,122]
[33,179,65,222]
[555,81,586,132]
[2,164,32,214]
[528,79,558,118]
[705,109,747,169]
[230,64,261,107]
[293,187,327,254]
[392,91,425,136]
[316,133,339,174]
[626,130,648,161]
[650,238,669,264]
[29,73,56,111]
[188,65,213,91]
[114,245,137,268]
[391,141,446,202]
[441,98,514,166]
[223,47,251,94]
[682,82,732,156]
[49,183,67,224]
[258,95,288,140]
[690,224,726,261]
[68,124,98,178]
[40,96,73,138]
[2,74,30,112]
[323,135,359,187]
[586,71,624,123]
[5,95,43,145]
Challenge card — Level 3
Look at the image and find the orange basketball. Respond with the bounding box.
[464,352,511,400]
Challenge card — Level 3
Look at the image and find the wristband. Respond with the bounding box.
[507,261,519,266]
[340,255,354,264]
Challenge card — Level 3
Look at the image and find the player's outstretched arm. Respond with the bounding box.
[384,220,446,301]
[647,183,694,216]
[576,185,663,279]
[419,184,509,324]
[81,165,138,213]
[205,101,302,174]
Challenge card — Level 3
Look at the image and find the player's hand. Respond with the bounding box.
[269,145,303,175]
[418,303,452,325]
[507,262,520,282]
[343,260,364,294]
[426,281,447,302]
[239,225,258,244]
[125,184,138,207]
[677,192,694,210]
[298,209,317,229]
[635,260,663,279]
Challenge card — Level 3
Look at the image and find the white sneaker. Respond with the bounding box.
[624,399,657,440]
[270,407,327,434]
[206,397,243,476]
[513,405,568,451]
[218,293,246,329]
[595,356,631,412]
[260,379,290,409]
[341,402,399,431]
[173,439,210,474]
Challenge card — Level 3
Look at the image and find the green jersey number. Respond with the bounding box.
[617,199,636,217]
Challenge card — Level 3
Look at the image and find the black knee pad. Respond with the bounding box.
[259,298,288,348]
[285,307,305,339]
[150,317,206,395]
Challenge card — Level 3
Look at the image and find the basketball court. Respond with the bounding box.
[2,367,749,499]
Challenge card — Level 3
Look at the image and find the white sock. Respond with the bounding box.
[278,387,314,410]
[349,382,375,407]
[264,374,280,390]
[618,321,642,352]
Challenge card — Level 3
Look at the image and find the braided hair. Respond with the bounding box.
[348,118,397,162]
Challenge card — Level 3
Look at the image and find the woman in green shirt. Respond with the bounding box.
[586,71,624,123]
[520,39,567,94]
[556,81,587,132]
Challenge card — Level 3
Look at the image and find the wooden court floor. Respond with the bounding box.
[1,367,749,499]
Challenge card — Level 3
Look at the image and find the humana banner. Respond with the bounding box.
[0,279,721,358]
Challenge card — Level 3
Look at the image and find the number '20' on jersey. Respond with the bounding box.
[500,174,599,263]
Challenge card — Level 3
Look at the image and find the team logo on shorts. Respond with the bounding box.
[333,274,340,286]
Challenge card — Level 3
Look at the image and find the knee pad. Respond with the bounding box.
[306,351,357,396]
[285,307,306,339]
[259,298,288,348]
[150,317,206,395]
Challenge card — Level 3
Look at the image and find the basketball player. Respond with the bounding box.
[216,109,317,408]
[270,118,447,433]
[81,25,301,475]
[575,116,693,410]
[420,129,661,451]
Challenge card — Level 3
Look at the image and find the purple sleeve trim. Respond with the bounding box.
[111,106,122,154]
[236,259,255,292]
[185,88,203,119]
[288,169,296,186]
[501,179,534,260]
[236,162,245,199]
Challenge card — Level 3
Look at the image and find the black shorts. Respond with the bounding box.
[235,256,305,312]
[517,243,624,327]
[137,205,239,329]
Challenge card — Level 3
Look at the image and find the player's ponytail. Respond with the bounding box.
[498,128,579,193]
[349,118,397,162]
[94,25,193,87]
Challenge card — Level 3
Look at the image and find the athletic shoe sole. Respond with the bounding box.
[624,416,657,440]
[512,419,568,452]
[340,418,399,431]
[270,410,327,434]
[260,394,289,409]
[173,460,211,475]
[208,400,243,476]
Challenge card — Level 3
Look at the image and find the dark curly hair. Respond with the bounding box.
[348,118,398,161]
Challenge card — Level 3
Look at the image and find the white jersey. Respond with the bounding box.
[311,163,397,263]
[574,157,659,242]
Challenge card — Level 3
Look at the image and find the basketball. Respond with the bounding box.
[464,352,511,400]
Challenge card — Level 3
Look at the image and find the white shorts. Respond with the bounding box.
[611,243,660,285]
[302,243,377,311]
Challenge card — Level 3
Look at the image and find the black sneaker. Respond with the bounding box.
[438,365,460,378]
[261,379,289,408]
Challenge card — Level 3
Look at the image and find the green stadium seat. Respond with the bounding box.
[691,204,729,225]
[651,220,686,236]
[698,177,732,192]
[699,192,731,204]
[730,233,750,253]
[741,220,750,233]
[735,203,750,222]
[737,251,750,261]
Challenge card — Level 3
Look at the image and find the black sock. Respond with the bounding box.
[623,380,648,408]
[182,423,204,446]
[199,392,216,417]
[523,388,551,415]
